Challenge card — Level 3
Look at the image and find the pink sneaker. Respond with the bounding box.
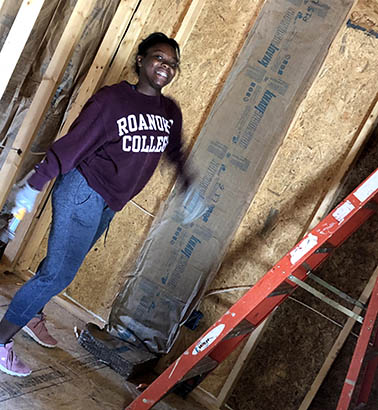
[0,341,31,377]
[23,313,57,348]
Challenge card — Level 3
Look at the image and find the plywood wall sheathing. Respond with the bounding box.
[305,95,378,233]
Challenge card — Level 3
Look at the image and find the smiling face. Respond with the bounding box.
[136,43,179,96]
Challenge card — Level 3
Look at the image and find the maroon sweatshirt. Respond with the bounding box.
[28,82,184,211]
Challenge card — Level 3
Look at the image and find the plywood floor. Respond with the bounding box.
[0,271,206,410]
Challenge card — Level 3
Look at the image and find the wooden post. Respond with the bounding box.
[6,0,140,268]
[0,0,7,16]
[174,0,206,48]
[298,266,378,410]
[0,0,97,211]
[0,0,46,101]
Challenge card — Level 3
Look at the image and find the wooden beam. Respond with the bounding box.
[302,94,378,236]
[102,0,155,86]
[0,0,7,15]
[298,265,378,410]
[0,0,97,211]
[155,0,206,97]
[174,0,206,49]
[5,0,140,268]
[189,386,233,410]
[0,0,46,101]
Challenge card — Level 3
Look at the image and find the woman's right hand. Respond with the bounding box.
[13,182,40,213]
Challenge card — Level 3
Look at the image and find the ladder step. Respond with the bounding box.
[308,272,366,309]
[288,275,364,323]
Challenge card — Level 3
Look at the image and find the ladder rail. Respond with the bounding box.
[356,324,378,406]
[336,275,378,410]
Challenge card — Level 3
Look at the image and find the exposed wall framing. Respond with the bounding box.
[0,0,97,210]
[0,0,377,407]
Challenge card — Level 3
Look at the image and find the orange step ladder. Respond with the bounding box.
[126,168,378,410]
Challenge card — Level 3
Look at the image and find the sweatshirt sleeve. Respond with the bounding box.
[28,94,108,191]
[164,100,185,171]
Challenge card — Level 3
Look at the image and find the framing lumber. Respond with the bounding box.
[155,0,205,98]
[0,0,46,101]
[0,0,97,211]
[0,0,7,16]
[298,265,378,410]
[174,0,206,48]
[303,94,378,235]
[189,386,233,410]
[102,0,155,87]
[4,0,140,267]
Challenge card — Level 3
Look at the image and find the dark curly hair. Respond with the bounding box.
[135,32,180,75]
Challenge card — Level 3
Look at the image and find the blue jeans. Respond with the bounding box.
[5,168,115,327]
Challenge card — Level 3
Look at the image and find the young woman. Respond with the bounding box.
[0,32,191,376]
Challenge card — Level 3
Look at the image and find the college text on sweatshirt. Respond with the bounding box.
[117,113,173,153]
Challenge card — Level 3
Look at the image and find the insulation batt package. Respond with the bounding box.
[108,0,354,354]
